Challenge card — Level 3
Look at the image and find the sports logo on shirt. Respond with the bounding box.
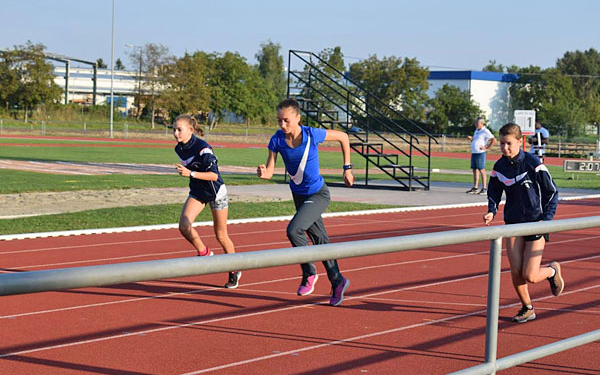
[288,134,311,185]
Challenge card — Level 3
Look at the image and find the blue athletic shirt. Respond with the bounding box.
[268,126,327,196]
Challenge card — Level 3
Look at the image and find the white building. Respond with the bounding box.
[427,71,519,130]
[52,66,520,129]
[53,66,139,113]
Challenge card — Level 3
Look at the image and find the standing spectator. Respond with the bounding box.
[466,117,496,195]
[528,120,550,163]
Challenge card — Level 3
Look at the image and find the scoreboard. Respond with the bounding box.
[563,160,600,173]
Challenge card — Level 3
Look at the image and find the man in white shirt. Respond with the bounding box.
[466,117,496,195]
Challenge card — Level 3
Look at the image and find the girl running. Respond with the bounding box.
[257,98,355,306]
[484,122,563,323]
[173,114,240,289]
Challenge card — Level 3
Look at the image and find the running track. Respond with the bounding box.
[1,202,600,374]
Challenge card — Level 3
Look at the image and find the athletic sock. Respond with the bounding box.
[548,266,556,279]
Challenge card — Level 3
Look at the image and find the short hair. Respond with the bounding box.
[499,122,522,140]
[277,98,301,115]
[475,117,485,125]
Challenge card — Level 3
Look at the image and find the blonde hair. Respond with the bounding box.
[173,114,204,137]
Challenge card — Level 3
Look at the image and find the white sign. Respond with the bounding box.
[514,110,536,135]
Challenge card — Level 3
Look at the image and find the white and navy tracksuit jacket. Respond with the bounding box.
[487,150,558,224]
[174,135,224,203]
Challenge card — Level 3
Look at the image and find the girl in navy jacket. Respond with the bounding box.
[173,114,240,289]
[484,123,563,323]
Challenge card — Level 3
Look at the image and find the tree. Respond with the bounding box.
[510,66,587,137]
[347,55,430,121]
[114,58,125,70]
[482,60,506,72]
[207,51,273,128]
[96,58,107,69]
[255,40,286,102]
[158,51,211,121]
[125,43,171,125]
[0,41,62,121]
[135,43,173,127]
[556,48,600,124]
[427,84,483,134]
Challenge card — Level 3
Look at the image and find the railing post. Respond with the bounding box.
[442,134,446,152]
[484,237,503,375]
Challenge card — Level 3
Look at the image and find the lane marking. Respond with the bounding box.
[0,251,489,319]
[176,283,600,375]
[2,195,599,241]
[5,247,599,320]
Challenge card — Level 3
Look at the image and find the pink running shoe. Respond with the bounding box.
[197,247,214,257]
[297,274,319,296]
[329,278,350,306]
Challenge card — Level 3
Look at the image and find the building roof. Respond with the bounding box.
[428,70,519,82]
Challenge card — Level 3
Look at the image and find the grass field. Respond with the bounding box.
[0,200,394,236]
[1,138,597,191]
[1,135,598,235]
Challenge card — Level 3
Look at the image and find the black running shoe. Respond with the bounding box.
[224,271,242,289]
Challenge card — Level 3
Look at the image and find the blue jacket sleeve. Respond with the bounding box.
[537,165,558,220]
[487,170,503,216]
[196,148,219,174]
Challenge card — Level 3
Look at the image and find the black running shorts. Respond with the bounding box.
[524,233,549,242]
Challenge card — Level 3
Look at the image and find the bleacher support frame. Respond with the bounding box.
[287,50,438,190]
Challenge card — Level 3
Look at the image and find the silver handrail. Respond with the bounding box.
[2,216,599,374]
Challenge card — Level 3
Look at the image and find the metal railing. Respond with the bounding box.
[1,217,599,374]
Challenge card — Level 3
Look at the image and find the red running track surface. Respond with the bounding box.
[1,202,599,375]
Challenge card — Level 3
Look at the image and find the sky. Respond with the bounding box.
[2,0,599,71]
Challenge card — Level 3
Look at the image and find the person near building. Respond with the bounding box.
[466,117,496,195]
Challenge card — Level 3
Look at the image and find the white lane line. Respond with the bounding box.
[2,276,598,363]
[1,253,598,362]
[0,251,488,319]
[0,226,451,269]
[2,233,600,319]
[3,194,598,241]
[0,219,445,256]
[176,284,600,375]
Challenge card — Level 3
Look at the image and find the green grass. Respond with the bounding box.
[0,169,281,194]
[1,137,598,194]
[412,154,600,190]
[0,140,368,169]
[0,200,396,235]
[0,137,164,146]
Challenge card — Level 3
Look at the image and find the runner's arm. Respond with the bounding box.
[257,150,277,180]
[325,129,355,186]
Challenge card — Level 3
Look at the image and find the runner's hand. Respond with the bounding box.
[175,164,190,177]
[257,164,268,179]
[483,212,494,225]
[343,169,354,187]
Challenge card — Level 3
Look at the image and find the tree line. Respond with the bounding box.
[1,40,598,137]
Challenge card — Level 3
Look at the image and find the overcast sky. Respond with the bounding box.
[2,0,598,71]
